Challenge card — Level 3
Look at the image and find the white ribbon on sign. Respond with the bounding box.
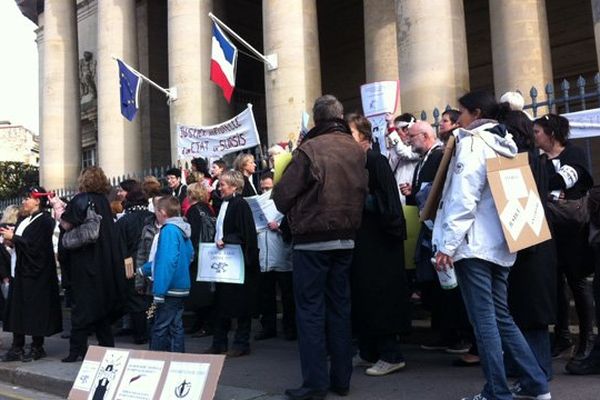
[177,104,261,159]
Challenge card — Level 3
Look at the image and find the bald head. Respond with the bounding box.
[408,121,438,155]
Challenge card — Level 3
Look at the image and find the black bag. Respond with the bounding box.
[197,209,216,242]
[62,204,102,250]
[546,195,589,231]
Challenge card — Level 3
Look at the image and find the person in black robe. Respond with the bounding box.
[204,170,259,358]
[115,184,153,345]
[346,114,410,376]
[59,167,127,362]
[0,186,62,361]
[234,153,260,197]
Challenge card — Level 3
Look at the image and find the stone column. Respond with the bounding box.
[592,0,600,72]
[167,0,222,164]
[395,0,470,117]
[364,0,400,110]
[40,0,81,189]
[489,0,553,99]
[263,0,322,144]
[97,0,142,178]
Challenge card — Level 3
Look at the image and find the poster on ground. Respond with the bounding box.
[177,104,260,160]
[68,346,225,400]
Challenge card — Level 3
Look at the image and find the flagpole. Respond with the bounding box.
[208,12,278,71]
[112,56,178,102]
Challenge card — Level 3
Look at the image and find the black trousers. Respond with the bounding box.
[555,268,594,341]
[293,249,353,391]
[258,271,295,333]
[69,316,114,357]
[358,333,404,363]
[212,316,251,351]
[12,333,43,349]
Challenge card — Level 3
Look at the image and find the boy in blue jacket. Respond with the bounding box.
[141,196,194,352]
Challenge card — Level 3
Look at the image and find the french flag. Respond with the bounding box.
[211,22,238,103]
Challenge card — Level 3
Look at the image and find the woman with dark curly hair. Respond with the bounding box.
[59,166,126,362]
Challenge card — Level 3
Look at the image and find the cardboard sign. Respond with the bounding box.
[420,135,456,222]
[486,152,552,252]
[68,346,225,400]
[197,243,245,284]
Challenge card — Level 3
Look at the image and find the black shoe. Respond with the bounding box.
[573,333,596,361]
[202,346,227,355]
[1,347,24,362]
[226,348,250,358]
[60,332,70,339]
[24,346,46,361]
[284,387,327,400]
[566,353,600,375]
[254,330,276,341]
[61,353,84,363]
[330,386,349,396]
[133,337,148,345]
[551,336,573,358]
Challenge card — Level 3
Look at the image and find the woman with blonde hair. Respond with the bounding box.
[233,153,258,197]
[59,166,126,362]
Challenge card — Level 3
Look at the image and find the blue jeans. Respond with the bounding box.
[505,329,552,381]
[454,259,548,400]
[150,297,185,353]
[293,249,353,391]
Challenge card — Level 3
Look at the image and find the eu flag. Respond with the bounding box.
[117,59,141,121]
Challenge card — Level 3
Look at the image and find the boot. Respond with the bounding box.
[551,330,573,358]
[573,332,596,361]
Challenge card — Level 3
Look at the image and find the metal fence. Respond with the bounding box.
[2,73,600,210]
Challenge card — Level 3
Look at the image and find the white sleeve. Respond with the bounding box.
[435,138,487,257]
[388,131,421,161]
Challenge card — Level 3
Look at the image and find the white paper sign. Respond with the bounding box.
[499,168,528,200]
[177,104,260,160]
[197,243,245,284]
[73,361,100,392]
[524,190,545,236]
[360,81,399,117]
[88,349,130,400]
[245,192,284,231]
[159,362,210,400]
[367,114,389,156]
[114,359,165,400]
[500,199,527,241]
[563,108,600,139]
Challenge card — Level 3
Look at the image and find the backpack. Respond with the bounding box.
[197,208,216,242]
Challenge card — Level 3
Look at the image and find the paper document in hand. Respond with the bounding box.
[245,192,284,231]
[197,243,245,284]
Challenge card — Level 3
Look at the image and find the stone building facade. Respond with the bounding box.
[15,0,600,189]
[0,125,39,166]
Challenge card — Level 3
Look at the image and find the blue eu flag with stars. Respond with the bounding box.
[117,59,141,121]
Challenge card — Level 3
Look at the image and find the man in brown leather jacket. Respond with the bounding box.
[273,95,368,400]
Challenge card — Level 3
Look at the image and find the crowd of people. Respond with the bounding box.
[0,91,598,400]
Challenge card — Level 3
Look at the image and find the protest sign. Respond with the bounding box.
[360,81,399,117]
[367,114,389,156]
[245,192,284,231]
[197,243,245,284]
[69,346,224,400]
[177,104,260,160]
[420,135,455,222]
[486,152,551,252]
[563,108,600,139]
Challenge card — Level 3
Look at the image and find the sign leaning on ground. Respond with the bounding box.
[68,346,225,400]
[177,104,261,160]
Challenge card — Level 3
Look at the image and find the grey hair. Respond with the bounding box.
[312,94,344,124]
[220,170,245,194]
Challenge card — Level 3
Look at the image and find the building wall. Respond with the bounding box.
[0,126,39,166]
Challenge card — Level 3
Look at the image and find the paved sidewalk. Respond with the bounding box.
[0,327,598,399]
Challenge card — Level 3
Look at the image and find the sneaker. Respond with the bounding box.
[352,354,373,368]
[510,382,551,399]
[446,340,471,354]
[420,338,449,351]
[460,394,488,400]
[365,359,406,376]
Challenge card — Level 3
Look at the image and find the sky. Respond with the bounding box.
[0,0,39,134]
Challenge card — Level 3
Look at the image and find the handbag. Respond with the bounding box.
[546,195,589,231]
[61,203,102,250]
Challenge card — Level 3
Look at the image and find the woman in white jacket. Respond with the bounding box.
[432,91,550,400]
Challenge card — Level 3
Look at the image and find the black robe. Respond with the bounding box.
[508,149,557,329]
[214,195,260,318]
[4,211,62,336]
[351,150,410,336]
[60,192,126,327]
[186,202,215,309]
[116,207,153,314]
